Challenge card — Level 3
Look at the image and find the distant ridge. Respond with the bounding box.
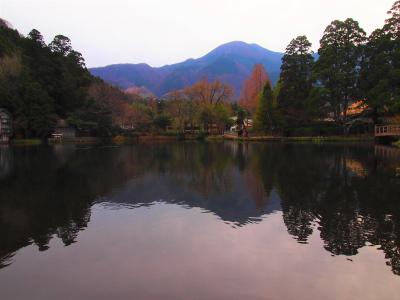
[89,41,284,98]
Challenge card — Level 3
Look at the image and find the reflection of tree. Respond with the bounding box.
[0,142,270,269]
[273,144,400,275]
[1,142,400,276]
[0,146,13,179]
[0,146,149,269]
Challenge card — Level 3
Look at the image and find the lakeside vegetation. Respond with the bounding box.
[0,1,399,142]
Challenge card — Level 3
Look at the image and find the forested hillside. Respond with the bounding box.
[0,20,130,139]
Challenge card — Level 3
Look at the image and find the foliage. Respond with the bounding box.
[361,1,400,122]
[277,36,314,126]
[0,25,101,138]
[254,83,281,134]
[313,19,366,124]
[239,64,271,114]
[153,114,171,131]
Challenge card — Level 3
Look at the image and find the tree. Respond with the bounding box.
[0,55,22,120]
[0,18,10,29]
[254,83,279,134]
[278,36,314,125]
[361,1,400,122]
[184,78,233,106]
[47,35,91,117]
[130,103,152,132]
[15,75,57,138]
[165,90,197,133]
[386,0,400,37]
[0,22,138,139]
[314,19,366,125]
[235,107,248,137]
[184,78,233,133]
[49,35,72,56]
[239,64,271,114]
[153,114,171,132]
[213,103,233,134]
[27,29,45,47]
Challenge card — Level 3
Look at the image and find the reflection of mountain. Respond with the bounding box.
[0,143,276,269]
[103,172,281,226]
[0,143,400,276]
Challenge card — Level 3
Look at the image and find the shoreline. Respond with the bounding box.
[4,134,379,146]
[211,134,375,143]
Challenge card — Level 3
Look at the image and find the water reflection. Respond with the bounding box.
[0,142,399,278]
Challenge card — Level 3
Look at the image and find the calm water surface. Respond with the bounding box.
[0,142,400,300]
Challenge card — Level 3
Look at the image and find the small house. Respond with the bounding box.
[53,119,76,139]
[229,117,253,132]
[344,100,373,134]
[0,109,12,143]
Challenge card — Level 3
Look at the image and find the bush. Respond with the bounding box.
[196,131,208,140]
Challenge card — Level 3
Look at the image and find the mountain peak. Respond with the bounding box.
[204,41,263,57]
[199,41,283,67]
[90,41,284,98]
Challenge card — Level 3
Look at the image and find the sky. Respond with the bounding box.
[0,0,395,68]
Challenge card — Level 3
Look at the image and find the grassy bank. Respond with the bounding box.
[394,140,400,148]
[11,139,42,145]
[7,134,375,146]
[48,137,100,145]
[282,136,374,142]
[219,134,374,143]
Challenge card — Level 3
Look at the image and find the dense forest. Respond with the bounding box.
[0,0,399,139]
[0,19,134,139]
[247,0,400,136]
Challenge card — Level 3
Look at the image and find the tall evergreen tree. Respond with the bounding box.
[314,19,366,125]
[48,35,91,117]
[15,75,57,138]
[254,83,279,134]
[278,35,314,126]
[361,1,400,122]
[49,35,73,56]
[27,29,45,47]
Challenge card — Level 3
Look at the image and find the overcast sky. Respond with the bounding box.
[1,0,395,68]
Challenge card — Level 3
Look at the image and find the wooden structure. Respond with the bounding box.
[375,125,400,137]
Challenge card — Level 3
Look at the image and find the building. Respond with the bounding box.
[0,109,12,143]
[52,119,76,139]
[344,100,373,134]
[229,117,253,132]
[346,100,369,118]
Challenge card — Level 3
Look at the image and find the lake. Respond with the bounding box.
[0,142,399,300]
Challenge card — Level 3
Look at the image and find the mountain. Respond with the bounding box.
[89,41,284,98]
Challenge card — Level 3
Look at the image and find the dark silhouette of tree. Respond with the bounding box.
[254,83,280,134]
[314,19,366,126]
[361,1,400,123]
[278,36,314,129]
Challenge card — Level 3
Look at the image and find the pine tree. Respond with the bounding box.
[254,83,279,135]
[278,35,314,127]
[361,1,400,122]
[314,19,366,124]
